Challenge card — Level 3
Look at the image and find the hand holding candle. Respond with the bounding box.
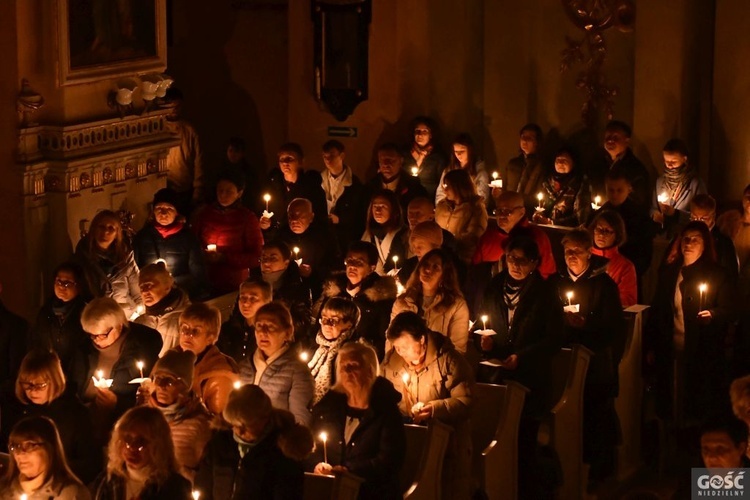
[536,192,544,211]
[474,314,497,336]
[699,282,708,312]
[591,195,602,210]
[490,171,503,188]
[129,360,150,385]
[564,291,580,313]
[262,193,274,219]
[319,432,328,464]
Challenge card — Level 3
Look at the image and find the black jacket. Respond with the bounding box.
[403,150,448,198]
[0,300,28,391]
[310,377,406,500]
[329,172,369,256]
[30,296,87,372]
[93,470,191,499]
[591,148,651,211]
[249,264,312,346]
[279,223,343,300]
[365,172,429,216]
[264,167,328,232]
[217,310,256,365]
[478,271,565,417]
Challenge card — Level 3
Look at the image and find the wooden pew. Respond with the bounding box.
[472,381,529,500]
[303,471,363,500]
[538,345,592,500]
[401,420,452,500]
[616,304,649,481]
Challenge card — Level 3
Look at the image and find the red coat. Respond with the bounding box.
[591,246,637,308]
[471,219,557,278]
[192,203,263,295]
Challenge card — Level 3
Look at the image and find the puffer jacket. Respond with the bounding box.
[188,345,239,416]
[391,293,470,353]
[135,287,191,357]
[591,246,638,308]
[238,347,314,427]
[435,198,488,263]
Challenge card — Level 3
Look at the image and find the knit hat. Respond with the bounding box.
[409,221,443,248]
[151,349,196,388]
[152,188,184,215]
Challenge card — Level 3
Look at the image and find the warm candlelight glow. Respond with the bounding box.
[20,494,28,500]
[192,490,200,500]
[207,244,217,252]
[657,191,669,204]
[96,370,104,379]
[481,314,488,330]
[300,351,309,363]
[594,195,601,205]
[233,380,242,390]
[699,282,708,311]
[492,171,498,180]
[319,431,328,463]
[402,372,409,385]
[136,360,144,379]
[319,431,327,443]
[699,283,707,293]
[411,166,419,176]
[566,291,574,306]
[293,246,300,257]
[536,192,544,210]
[263,193,271,203]
[154,258,167,267]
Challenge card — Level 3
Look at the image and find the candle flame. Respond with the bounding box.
[136,361,144,370]
[300,351,309,363]
[319,431,328,442]
[293,246,300,255]
[233,380,242,390]
[392,255,399,263]
[480,314,488,323]
[566,291,574,300]
[402,372,409,384]
[192,491,201,500]
[537,192,543,201]
[263,193,271,202]
[411,166,419,176]
[492,171,498,180]
[594,195,601,205]
[96,370,104,379]
[699,283,708,293]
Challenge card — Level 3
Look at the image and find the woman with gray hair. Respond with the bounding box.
[310,342,405,500]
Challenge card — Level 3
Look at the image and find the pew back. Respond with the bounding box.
[303,471,363,500]
[402,421,452,500]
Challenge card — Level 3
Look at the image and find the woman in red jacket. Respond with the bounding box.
[192,169,263,296]
[589,210,638,307]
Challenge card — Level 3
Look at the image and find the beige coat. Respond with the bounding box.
[435,198,488,262]
[391,294,470,353]
[190,345,240,415]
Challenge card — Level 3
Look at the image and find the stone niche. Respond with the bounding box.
[18,110,179,307]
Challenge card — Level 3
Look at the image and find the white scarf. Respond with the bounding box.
[253,344,290,385]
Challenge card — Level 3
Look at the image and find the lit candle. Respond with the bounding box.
[490,171,503,188]
[20,494,28,500]
[411,166,419,177]
[402,372,409,385]
[233,380,242,390]
[263,193,271,212]
[657,191,669,204]
[293,246,300,260]
[192,490,200,500]
[207,244,217,252]
[536,192,544,210]
[566,291,574,306]
[699,282,708,311]
[392,255,399,271]
[300,351,309,363]
[319,432,328,464]
[492,171,498,180]
[136,361,144,379]
[481,314,488,331]
[96,369,104,380]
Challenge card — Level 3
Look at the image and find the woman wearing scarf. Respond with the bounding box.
[651,138,708,235]
[532,146,591,228]
[403,116,448,197]
[308,297,360,404]
[361,189,409,276]
[133,188,209,300]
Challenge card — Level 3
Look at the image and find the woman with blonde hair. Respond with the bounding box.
[0,416,90,499]
[93,406,191,499]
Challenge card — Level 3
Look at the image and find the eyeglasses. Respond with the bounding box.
[319,316,344,327]
[593,226,615,236]
[344,258,367,268]
[21,381,49,392]
[153,375,181,388]
[88,326,114,342]
[496,207,523,217]
[121,438,148,453]
[54,279,77,289]
[179,324,205,338]
[9,441,43,454]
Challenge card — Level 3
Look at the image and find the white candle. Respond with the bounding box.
[481,314,488,331]
[319,432,328,464]
[207,244,217,252]
[392,255,399,271]
[411,166,419,177]
[492,171,498,180]
[699,282,708,311]
[192,490,200,500]
[293,246,300,260]
[263,193,271,212]
[536,192,544,209]
[566,291,574,306]
[136,361,144,379]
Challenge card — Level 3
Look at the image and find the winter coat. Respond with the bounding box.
[365,172,429,216]
[238,347,314,426]
[0,478,90,500]
[264,167,328,231]
[135,287,191,357]
[194,417,312,500]
[217,313,256,365]
[591,246,638,308]
[132,222,209,299]
[435,197,489,263]
[315,273,398,360]
[381,331,474,500]
[361,226,410,276]
[539,172,591,227]
[188,345,239,416]
[74,241,142,318]
[435,162,491,207]
[391,294,470,353]
[478,271,565,417]
[0,388,101,484]
[645,256,736,420]
[191,202,264,296]
[310,377,406,500]
[30,296,85,373]
[322,167,369,256]
[279,223,343,300]
[93,470,191,500]
[403,149,448,198]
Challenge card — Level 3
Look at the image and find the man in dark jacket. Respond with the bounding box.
[366,143,428,216]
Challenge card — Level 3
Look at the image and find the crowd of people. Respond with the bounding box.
[0,113,749,499]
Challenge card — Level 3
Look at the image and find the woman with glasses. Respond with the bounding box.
[74,209,143,318]
[435,168,488,263]
[0,416,90,499]
[308,297,360,404]
[140,350,212,482]
[69,297,162,443]
[361,189,409,276]
[588,210,637,307]
[1,350,100,484]
[403,116,447,197]
[30,262,91,372]
[238,302,314,426]
[532,146,591,227]
[93,406,191,499]
[176,303,239,416]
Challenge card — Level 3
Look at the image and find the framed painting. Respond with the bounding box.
[58,0,167,85]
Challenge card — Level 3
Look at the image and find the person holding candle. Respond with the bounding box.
[361,189,410,276]
[550,229,626,485]
[74,209,143,318]
[0,416,90,499]
[402,117,448,198]
[194,384,313,500]
[532,146,591,227]
[366,143,429,216]
[93,406,191,499]
[435,169,489,263]
[505,124,545,209]
[238,302,314,426]
[310,342,405,500]
[134,262,191,357]
[381,311,474,499]
[217,279,273,364]
[191,168,264,296]
[396,221,446,285]
[588,210,638,308]
[177,303,239,416]
[435,133,490,207]
[391,249,471,354]
[645,221,736,428]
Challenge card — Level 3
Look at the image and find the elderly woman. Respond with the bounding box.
[133,188,209,300]
[588,210,638,308]
[74,210,142,317]
[435,168,488,263]
[381,312,474,499]
[311,342,405,500]
[69,297,162,441]
[218,279,273,364]
[361,189,409,276]
[93,407,191,499]
[0,416,90,499]
[142,349,212,482]
[177,303,239,416]
[533,147,591,227]
[391,248,470,353]
[238,302,314,426]
[0,351,100,484]
[195,384,313,499]
[135,262,191,357]
[308,297,360,404]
